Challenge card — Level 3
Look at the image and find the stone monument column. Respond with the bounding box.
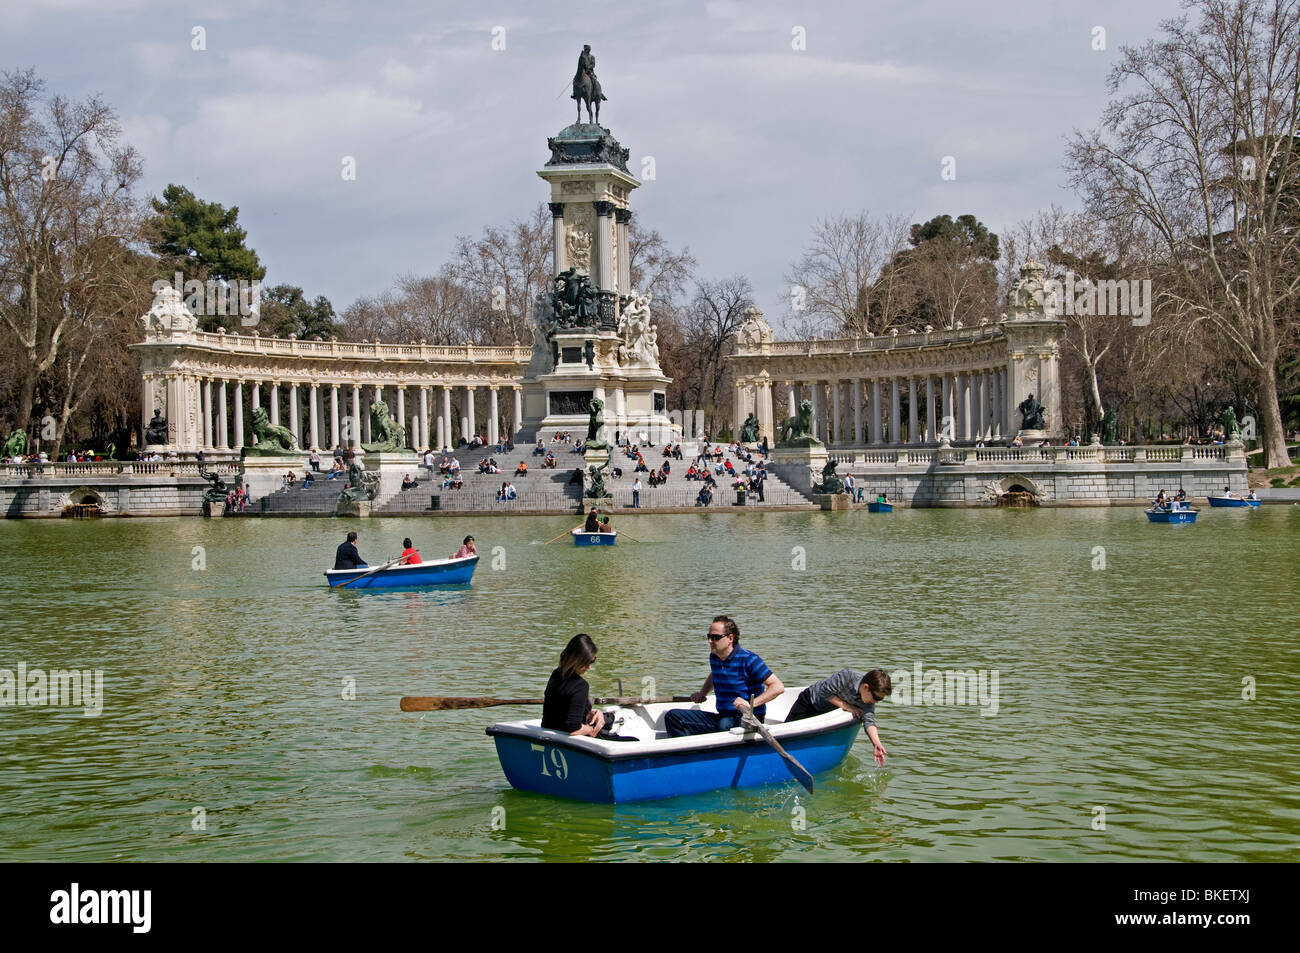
[202,379,213,448]
[549,202,567,274]
[852,379,863,445]
[309,385,320,450]
[787,383,797,418]
[330,385,340,449]
[942,375,954,440]
[251,381,261,415]
[419,387,430,451]
[488,386,500,446]
[513,387,523,438]
[594,201,615,292]
[396,387,406,447]
[890,378,901,445]
[830,380,842,446]
[233,381,245,450]
[289,384,300,448]
[464,386,476,442]
[615,209,633,295]
[757,375,774,442]
[908,378,919,444]
[350,384,361,449]
[870,378,882,445]
[441,386,452,450]
[217,381,229,449]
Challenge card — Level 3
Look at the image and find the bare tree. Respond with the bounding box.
[673,276,755,433]
[784,212,912,337]
[445,203,552,346]
[1066,0,1300,467]
[0,69,145,448]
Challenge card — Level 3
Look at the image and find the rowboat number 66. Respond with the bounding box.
[530,744,569,780]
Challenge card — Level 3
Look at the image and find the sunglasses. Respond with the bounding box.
[706,633,731,641]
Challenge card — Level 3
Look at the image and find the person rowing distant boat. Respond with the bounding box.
[582,506,600,533]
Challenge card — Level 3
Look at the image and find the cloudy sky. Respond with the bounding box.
[3,0,1186,330]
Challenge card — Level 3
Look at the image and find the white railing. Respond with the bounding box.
[740,324,1004,357]
[825,443,1244,468]
[0,461,240,478]
[176,331,532,364]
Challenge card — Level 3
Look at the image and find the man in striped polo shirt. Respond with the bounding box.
[664,615,784,737]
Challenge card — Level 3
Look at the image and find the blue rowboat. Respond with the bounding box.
[485,692,860,803]
[866,500,893,513]
[1146,505,1198,524]
[1207,495,1261,508]
[572,528,617,546]
[323,554,478,589]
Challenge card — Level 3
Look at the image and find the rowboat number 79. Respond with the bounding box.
[531,744,569,780]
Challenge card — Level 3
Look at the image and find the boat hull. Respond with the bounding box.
[487,695,860,803]
[1146,507,1198,523]
[866,501,893,513]
[1207,496,1260,508]
[324,555,478,588]
[572,529,617,546]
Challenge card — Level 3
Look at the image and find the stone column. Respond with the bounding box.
[369,386,382,443]
[199,379,212,448]
[350,385,361,449]
[288,384,300,448]
[908,378,918,444]
[268,382,279,428]
[883,377,894,444]
[954,373,967,441]
[330,386,340,449]
[250,381,261,416]
[926,376,937,443]
[216,380,229,449]
[513,387,523,437]
[830,380,843,446]
[464,386,476,442]
[549,202,566,275]
[983,371,994,440]
[851,379,863,445]
[946,374,956,442]
[615,208,632,296]
[233,382,244,450]
[787,382,797,418]
[594,201,615,292]
[757,377,774,441]
[441,386,452,450]
[488,387,500,446]
[396,387,407,447]
[419,387,429,451]
[309,385,320,450]
[870,378,882,445]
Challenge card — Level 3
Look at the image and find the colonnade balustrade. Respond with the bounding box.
[740,369,1014,447]
[162,378,526,454]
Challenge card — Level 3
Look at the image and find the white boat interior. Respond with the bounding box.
[489,689,860,758]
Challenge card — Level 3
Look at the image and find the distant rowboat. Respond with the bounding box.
[1207,495,1261,508]
[323,554,478,588]
[486,692,858,803]
[1146,504,1198,524]
[572,528,617,546]
[866,500,893,513]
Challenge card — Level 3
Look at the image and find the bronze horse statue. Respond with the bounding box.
[573,45,607,124]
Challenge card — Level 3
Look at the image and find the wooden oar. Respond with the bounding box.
[545,527,576,544]
[400,694,686,711]
[330,554,403,589]
[741,710,814,794]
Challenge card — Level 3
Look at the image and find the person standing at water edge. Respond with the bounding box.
[334,531,367,569]
[784,669,892,765]
[632,476,642,508]
[664,616,784,737]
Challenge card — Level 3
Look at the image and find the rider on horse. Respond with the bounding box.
[573,45,607,123]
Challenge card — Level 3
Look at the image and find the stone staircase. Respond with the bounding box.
[375,435,813,513]
[239,474,347,516]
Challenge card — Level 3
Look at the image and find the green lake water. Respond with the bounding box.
[1,507,1297,862]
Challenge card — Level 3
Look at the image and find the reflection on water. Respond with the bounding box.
[0,507,1296,861]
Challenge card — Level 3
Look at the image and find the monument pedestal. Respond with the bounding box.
[362,451,421,505]
[239,454,305,501]
[336,500,372,518]
[1016,429,1047,445]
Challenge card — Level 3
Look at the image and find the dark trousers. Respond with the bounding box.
[664,707,764,738]
[784,690,820,722]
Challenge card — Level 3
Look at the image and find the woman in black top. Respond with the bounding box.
[542,634,635,740]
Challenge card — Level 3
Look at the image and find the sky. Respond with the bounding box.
[2,0,1189,332]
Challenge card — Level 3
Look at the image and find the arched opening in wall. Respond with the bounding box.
[61,488,105,518]
[997,476,1040,507]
